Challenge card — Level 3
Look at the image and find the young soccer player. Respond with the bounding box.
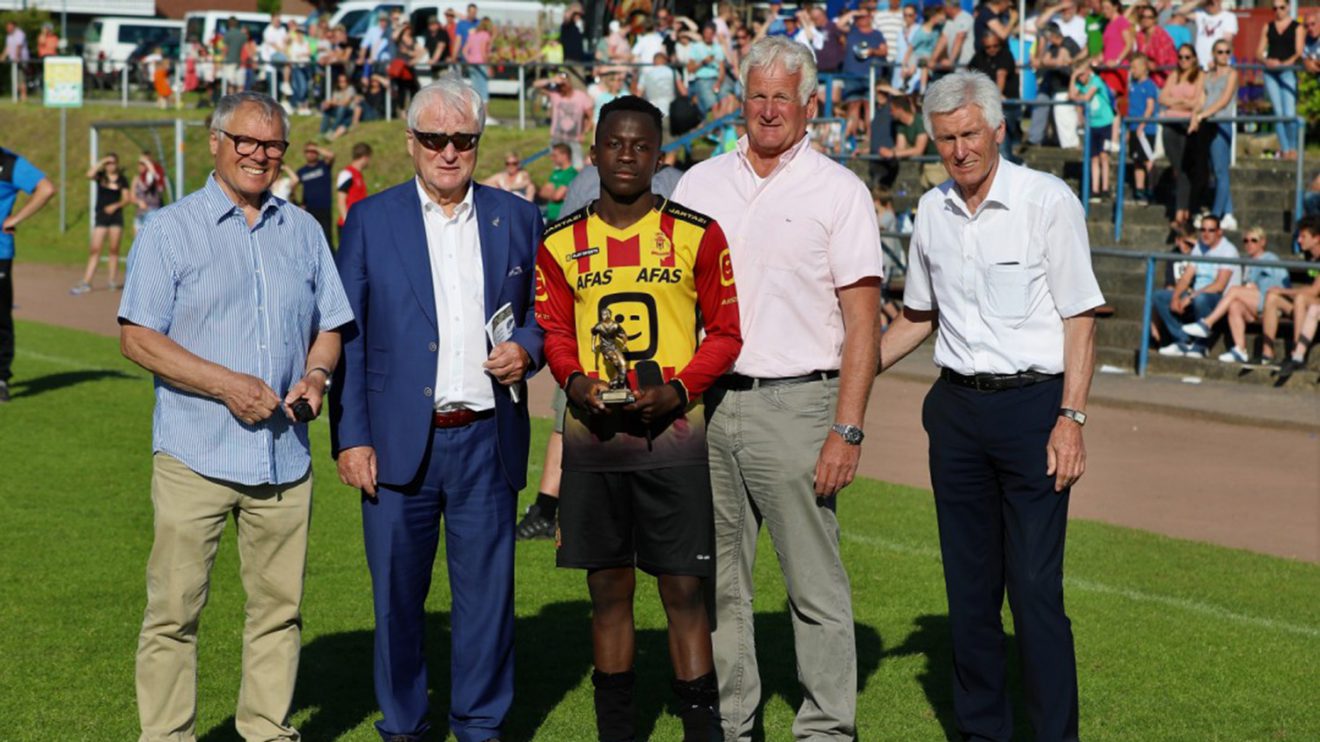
[535,95,743,742]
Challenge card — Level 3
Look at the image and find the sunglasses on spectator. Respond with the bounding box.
[1215,48,1230,55]
[1200,226,1220,233]
[505,159,519,166]
[411,130,481,152]
[1178,53,1195,60]
[1245,236,1263,242]
[219,130,289,158]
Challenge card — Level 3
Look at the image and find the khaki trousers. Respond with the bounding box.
[136,453,312,742]
[706,378,857,741]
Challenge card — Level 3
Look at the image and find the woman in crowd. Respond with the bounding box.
[72,155,129,295]
[1181,227,1291,363]
[904,2,943,93]
[287,24,312,115]
[390,24,423,110]
[482,151,536,201]
[1192,39,1239,230]
[1133,1,1176,87]
[131,153,164,238]
[1257,0,1304,160]
[1097,0,1134,105]
[463,17,494,103]
[1158,43,1204,228]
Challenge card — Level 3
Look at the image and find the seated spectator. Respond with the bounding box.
[483,151,536,201]
[320,73,361,140]
[538,143,577,220]
[1304,171,1320,217]
[1127,53,1160,203]
[1304,11,1320,74]
[1181,227,1291,363]
[1277,302,1320,379]
[1154,214,1241,357]
[867,88,932,187]
[1152,224,1198,345]
[1260,216,1320,366]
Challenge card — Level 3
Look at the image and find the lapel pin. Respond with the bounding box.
[492,216,501,227]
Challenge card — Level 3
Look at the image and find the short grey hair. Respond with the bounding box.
[211,91,290,139]
[407,73,486,133]
[922,70,1004,134]
[739,36,818,106]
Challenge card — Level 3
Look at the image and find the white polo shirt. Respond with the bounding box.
[904,158,1105,375]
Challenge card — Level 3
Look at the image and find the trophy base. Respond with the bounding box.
[599,388,636,405]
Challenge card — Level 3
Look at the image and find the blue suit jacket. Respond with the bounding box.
[330,180,545,490]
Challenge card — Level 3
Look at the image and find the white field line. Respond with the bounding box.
[15,347,119,370]
[842,531,1320,639]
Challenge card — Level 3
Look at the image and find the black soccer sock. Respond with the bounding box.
[592,668,636,742]
[535,492,559,519]
[672,672,720,742]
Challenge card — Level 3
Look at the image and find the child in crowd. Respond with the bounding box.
[871,186,904,330]
[1070,58,1116,202]
[1127,53,1159,203]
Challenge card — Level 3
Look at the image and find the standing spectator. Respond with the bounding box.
[241,33,260,91]
[1257,1,1303,160]
[286,25,312,115]
[262,15,292,97]
[357,13,394,74]
[1164,5,1195,49]
[1038,0,1089,52]
[687,23,728,116]
[1260,217,1320,367]
[442,8,461,62]
[121,91,352,742]
[879,70,1103,742]
[36,23,58,58]
[330,77,543,742]
[1192,39,1238,230]
[1159,43,1204,228]
[535,72,594,169]
[336,142,371,237]
[1180,0,1236,69]
[538,143,576,220]
[1306,170,1320,217]
[152,54,175,109]
[561,3,590,63]
[903,2,945,93]
[973,0,1018,54]
[463,17,493,105]
[631,16,665,64]
[72,154,129,294]
[1028,22,1083,149]
[592,69,626,125]
[1135,3,1177,87]
[2,20,29,102]
[806,5,848,75]
[295,142,336,244]
[1070,59,1115,202]
[221,20,247,95]
[320,73,361,140]
[894,2,923,91]
[603,20,633,64]
[1083,0,1105,59]
[1305,11,1320,75]
[931,0,975,77]
[1155,213,1240,357]
[969,33,1020,159]
[672,36,883,741]
[420,15,451,70]
[0,145,56,402]
[1181,227,1290,363]
[131,153,165,237]
[875,0,908,70]
[841,9,889,139]
[634,50,687,127]
[1127,53,1160,203]
[455,3,480,51]
[390,25,423,111]
[1097,0,1135,104]
[482,150,535,201]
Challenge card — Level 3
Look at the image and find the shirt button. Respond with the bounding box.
[428,341,438,352]
[423,387,433,397]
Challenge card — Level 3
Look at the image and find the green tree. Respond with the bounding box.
[256,0,283,16]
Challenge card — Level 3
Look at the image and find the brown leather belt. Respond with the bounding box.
[432,408,495,428]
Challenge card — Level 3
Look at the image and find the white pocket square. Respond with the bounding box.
[507,265,524,277]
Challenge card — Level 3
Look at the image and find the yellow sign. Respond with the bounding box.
[43,56,83,108]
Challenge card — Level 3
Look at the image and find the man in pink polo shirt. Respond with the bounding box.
[671,36,883,742]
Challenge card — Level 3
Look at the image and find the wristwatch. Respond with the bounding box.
[831,423,865,445]
[1059,408,1087,426]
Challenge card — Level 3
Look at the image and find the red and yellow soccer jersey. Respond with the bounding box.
[535,199,741,472]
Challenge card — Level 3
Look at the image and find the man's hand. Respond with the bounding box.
[567,373,611,414]
[623,384,680,424]
[220,372,282,425]
[282,371,328,422]
[338,445,379,497]
[813,432,861,497]
[483,341,532,385]
[1170,293,1187,314]
[1045,417,1086,492]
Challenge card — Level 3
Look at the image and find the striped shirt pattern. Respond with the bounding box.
[118,174,354,486]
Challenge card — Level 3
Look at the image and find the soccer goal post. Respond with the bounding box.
[87,118,204,235]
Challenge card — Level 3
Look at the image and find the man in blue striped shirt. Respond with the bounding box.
[118,91,354,742]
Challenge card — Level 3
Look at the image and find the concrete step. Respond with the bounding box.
[1142,351,1320,389]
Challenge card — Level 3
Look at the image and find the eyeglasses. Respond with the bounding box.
[411,130,480,152]
[505,159,519,166]
[1244,236,1263,242]
[1214,48,1230,55]
[1273,4,1288,9]
[1178,54,1195,60]
[218,130,289,158]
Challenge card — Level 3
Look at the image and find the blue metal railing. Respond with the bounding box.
[1113,115,1308,242]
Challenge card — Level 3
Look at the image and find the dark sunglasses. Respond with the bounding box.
[1214,48,1230,55]
[1178,54,1195,60]
[219,130,289,158]
[411,130,480,152]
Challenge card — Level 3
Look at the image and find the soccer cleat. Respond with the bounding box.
[515,503,556,540]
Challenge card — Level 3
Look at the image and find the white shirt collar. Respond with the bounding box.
[943,156,1016,217]
[735,132,813,181]
[416,177,475,222]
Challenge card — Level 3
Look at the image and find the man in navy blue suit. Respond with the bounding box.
[330,76,544,742]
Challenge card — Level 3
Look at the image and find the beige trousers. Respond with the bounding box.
[136,453,312,742]
[706,378,857,741]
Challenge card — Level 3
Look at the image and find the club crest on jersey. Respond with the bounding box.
[651,232,673,261]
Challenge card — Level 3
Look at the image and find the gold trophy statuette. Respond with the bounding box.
[591,307,635,404]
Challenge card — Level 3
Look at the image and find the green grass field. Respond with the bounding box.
[1,319,1317,740]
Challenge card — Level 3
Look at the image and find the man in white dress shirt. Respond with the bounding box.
[880,70,1103,742]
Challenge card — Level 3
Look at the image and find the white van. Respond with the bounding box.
[408,1,563,95]
[82,17,184,69]
[183,11,272,48]
[329,1,407,39]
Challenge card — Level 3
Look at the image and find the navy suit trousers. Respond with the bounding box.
[362,416,516,742]
[922,377,1080,742]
